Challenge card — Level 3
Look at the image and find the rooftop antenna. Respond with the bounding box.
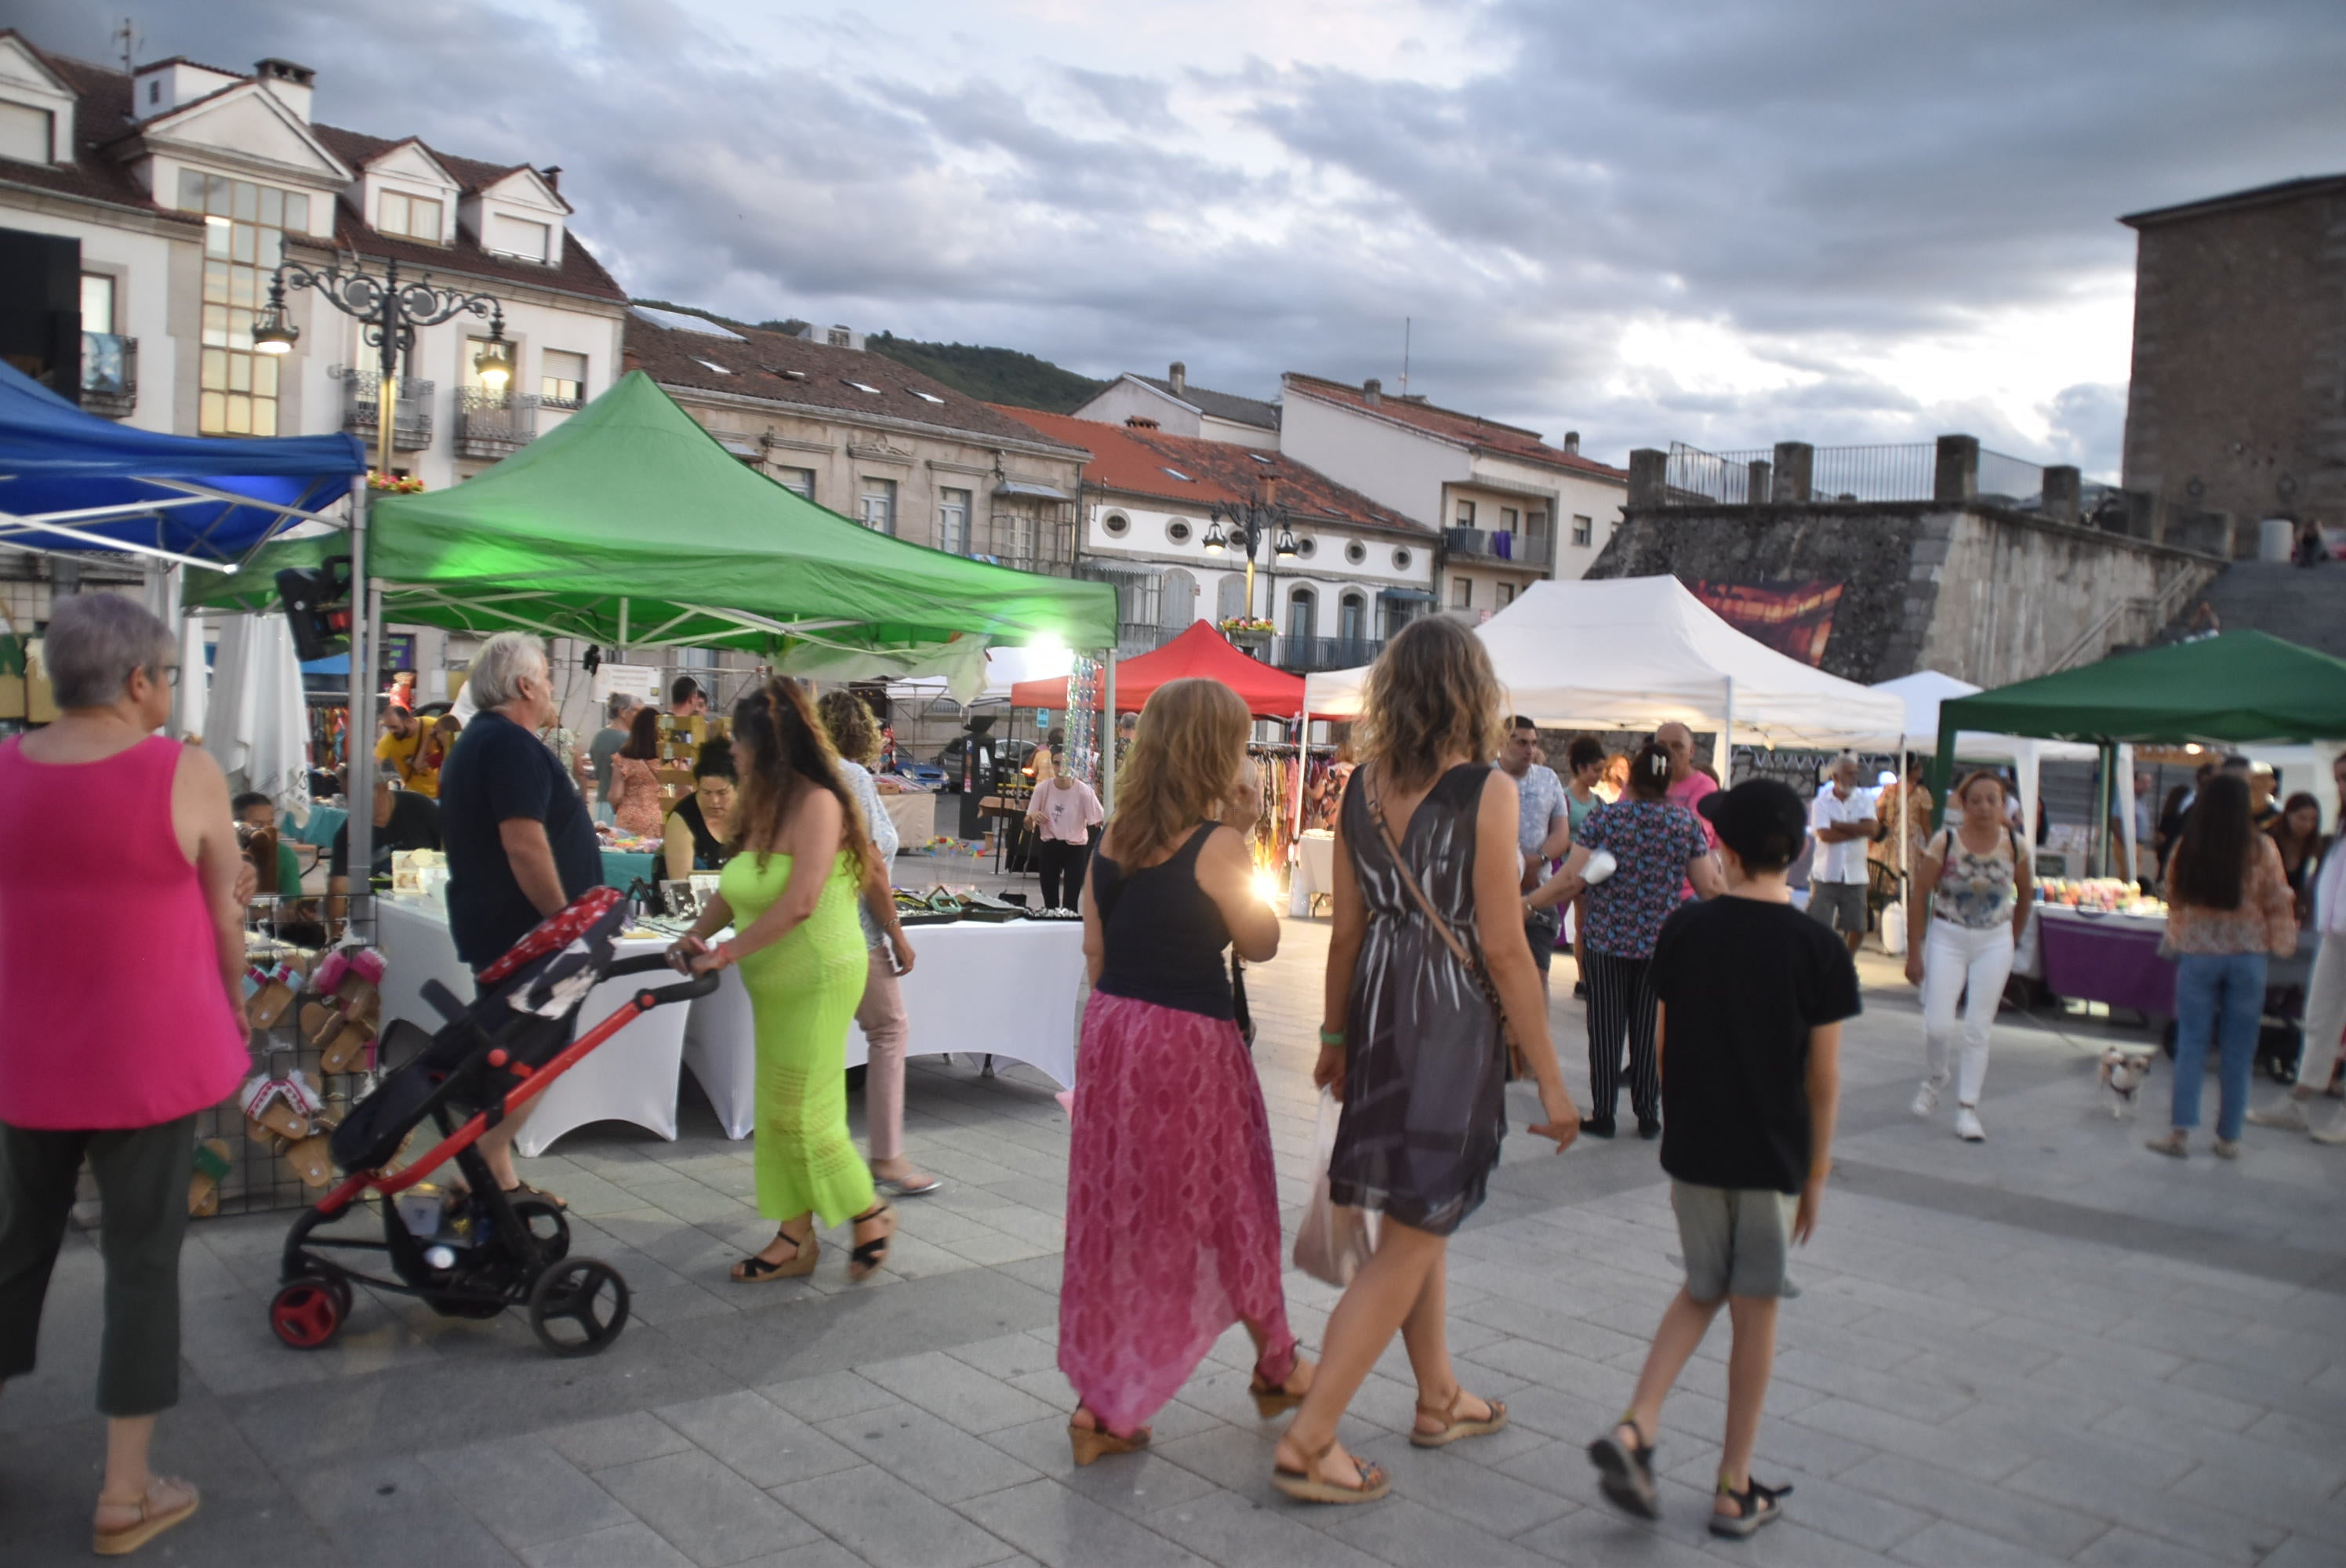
[1400,316,1411,397]
[113,16,140,74]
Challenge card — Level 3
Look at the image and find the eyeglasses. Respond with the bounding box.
[150,663,181,687]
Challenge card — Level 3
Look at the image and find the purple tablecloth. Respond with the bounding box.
[2037,910,2177,1016]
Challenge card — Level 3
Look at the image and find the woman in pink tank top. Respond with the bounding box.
[0,593,249,1555]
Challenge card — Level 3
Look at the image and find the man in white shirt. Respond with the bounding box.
[1501,717,1572,987]
[1808,753,1878,953]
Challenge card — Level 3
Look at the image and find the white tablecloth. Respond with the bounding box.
[684,918,1086,1139]
[1286,833,1337,916]
[377,893,1086,1152]
[879,790,936,845]
[376,894,695,1157]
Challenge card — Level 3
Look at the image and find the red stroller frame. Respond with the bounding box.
[271,925,715,1357]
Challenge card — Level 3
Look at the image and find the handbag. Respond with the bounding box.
[1363,765,1528,1080]
[1292,1087,1378,1286]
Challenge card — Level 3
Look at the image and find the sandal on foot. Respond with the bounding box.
[1411,1386,1507,1448]
[731,1231,816,1283]
[502,1181,566,1210]
[847,1203,894,1283]
[93,1477,199,1557]
[874,1172,943,1196]
[1709,1477,1791,1538]
[1587,1419,1661,1519]
[1067,1412,1150,1465]
[2145,1131,2189,1159]
[1273,1439,1389,1505]
[1249,1358,1312,1418]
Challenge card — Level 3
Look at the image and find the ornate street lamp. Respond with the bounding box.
[252,255,509,889]
[1207,480,1298,626]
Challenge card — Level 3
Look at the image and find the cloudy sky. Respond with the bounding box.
[28,1,2346,476]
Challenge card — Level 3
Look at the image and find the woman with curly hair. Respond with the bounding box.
[669,677,897,1283]
[815,689,938,1196]
[607,705,666,838]
[1058,678,1309,1465]
[1275,616,1581,1504]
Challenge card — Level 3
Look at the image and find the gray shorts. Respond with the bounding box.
[1808,879,1868,936]
[1672,1181,1795,1302]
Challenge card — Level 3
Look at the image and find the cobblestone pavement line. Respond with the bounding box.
[5,917,2343,1565]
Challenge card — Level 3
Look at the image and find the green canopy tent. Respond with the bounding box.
[185,370,1116,691]
[1932,631,2346,863]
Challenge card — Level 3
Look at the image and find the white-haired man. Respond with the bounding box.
[438,632,602,1200]
[1809,753,1878,954]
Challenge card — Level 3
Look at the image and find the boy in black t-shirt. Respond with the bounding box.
[1587,778,1858,1540]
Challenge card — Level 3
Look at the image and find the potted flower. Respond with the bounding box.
[368,471,426,494]
[1219,615,1274,655]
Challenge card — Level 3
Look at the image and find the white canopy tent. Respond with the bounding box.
[1863,671,2102,867]
[1302,575,1908,750]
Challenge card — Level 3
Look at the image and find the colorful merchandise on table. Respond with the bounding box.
[2036,877,2166,916]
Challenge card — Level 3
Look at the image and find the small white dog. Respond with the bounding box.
[2099,1047,2153,1118]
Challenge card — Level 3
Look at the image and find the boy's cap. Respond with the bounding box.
[1698,778,1808,862]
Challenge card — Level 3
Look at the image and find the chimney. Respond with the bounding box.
[623,347,642,375]
[1261,476,1279,506]
[542,165,562,193]
[1168,361,1186,395]
[1363,377,1382,407]
[1563,431,1579,456]
[252,57,315,122]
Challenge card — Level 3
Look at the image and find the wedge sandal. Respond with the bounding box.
[1272,1440,1389,1504]
[1410,1388,1508,1447]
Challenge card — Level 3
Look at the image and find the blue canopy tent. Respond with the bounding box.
[0,361,365,571]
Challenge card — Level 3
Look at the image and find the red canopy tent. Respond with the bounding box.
[1010,621,1306,718]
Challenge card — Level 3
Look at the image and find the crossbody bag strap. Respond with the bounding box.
[1363,766,1523,1065]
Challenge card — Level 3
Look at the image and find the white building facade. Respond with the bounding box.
[1279,373,1631,618]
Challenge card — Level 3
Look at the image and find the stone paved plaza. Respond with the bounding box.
[5,913,2345,1566]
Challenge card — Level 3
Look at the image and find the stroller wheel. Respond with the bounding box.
[527,1258,629,1357]
[270,1279,345,1350]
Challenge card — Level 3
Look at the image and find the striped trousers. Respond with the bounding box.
[1584,950,1661,1123]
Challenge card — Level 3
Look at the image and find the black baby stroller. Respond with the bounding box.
[270,887,715,1356]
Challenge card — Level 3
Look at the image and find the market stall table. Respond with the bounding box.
[2015,905,2315,1021]
[601,848,657,891]
[375,892,692,1158]
[289,804,347,849]
[879,790,935,845]
[682,917,1086,1140]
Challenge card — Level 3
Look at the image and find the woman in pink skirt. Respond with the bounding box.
[1059,677,1309,1462]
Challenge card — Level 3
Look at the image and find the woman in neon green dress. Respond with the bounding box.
[670,677,896,1283]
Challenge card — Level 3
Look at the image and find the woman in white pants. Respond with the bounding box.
[2249,799,2346,1142]
[1905,771,2034,1142]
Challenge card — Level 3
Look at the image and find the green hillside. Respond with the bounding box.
[865,333,1106,414]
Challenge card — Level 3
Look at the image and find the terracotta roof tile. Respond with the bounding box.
[625,309,1088,452]
[1284,372,1626,481]
[990,405,1436,536]
[1128,374,1279,430]
[307,198,626,302]
[0,38,194,220]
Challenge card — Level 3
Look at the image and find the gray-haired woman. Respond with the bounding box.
[0,593,250,1555]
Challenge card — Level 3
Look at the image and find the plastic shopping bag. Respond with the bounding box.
[1293,1087,1379,1287]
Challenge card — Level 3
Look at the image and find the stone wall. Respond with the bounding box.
[1589,500,2224,687]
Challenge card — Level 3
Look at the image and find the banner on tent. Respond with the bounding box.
[594,662,663,706]
[1686,578,1843,667]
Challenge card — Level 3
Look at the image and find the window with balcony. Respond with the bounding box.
[775,467,815,500]
[378,190,443,242]
[540,349,586,408]
[860,477,897,534]
[80,273,114,333]
[1501,506,1519,532]
[1572,514,1593,546]
[1498,583,1516,607]
[1453,576,1473,609]
[1338,593,1365,644]
[1455,499,1476,526]
[180,170,309,436]
[1288,586,1316,645]
[938,488,971,554]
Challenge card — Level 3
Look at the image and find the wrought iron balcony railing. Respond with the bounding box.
[455,388,540,459]
[1443,526,1552,568]
[332,368,435,451]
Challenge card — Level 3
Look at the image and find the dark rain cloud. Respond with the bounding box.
[20,0,2345,478]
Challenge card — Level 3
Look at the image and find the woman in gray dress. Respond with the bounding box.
[1273,616,1582,1504]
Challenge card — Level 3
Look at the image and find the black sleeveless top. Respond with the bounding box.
[1091,823,1234,1019]
[669,793,726,870]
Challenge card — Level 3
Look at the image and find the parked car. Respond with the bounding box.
[934,737,1037,793]
[889,757,947,789]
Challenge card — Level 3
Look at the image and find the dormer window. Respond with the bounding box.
[487,215,550,262]
[378,191,443,242]
[0,102,54,165]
